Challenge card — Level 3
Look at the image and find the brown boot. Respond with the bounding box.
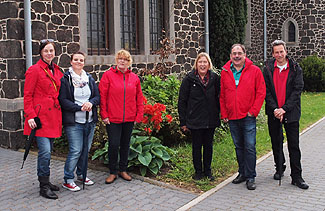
[118,171,132,181]
[105,174,117,184]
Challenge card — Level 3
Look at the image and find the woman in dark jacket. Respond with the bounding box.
[58,51,100,191]
[178,52,221,181]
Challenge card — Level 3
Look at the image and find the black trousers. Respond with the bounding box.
[267,117,302,179]
[106,122,134,174]
[190,128,215,175]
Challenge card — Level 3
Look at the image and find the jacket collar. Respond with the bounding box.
[111,65,131,74]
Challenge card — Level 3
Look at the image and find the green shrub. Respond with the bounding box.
[300,55,325,92]
[128,130,176,176]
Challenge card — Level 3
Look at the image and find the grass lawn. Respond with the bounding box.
[158,92,325,193]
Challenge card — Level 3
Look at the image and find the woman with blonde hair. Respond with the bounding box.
[99,49,144,184]
[178,52,221,181]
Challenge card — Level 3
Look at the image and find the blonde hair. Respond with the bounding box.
[193,52,213,70]
[115,49,132,66]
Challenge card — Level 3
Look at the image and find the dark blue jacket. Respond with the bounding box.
[59,71,100,126]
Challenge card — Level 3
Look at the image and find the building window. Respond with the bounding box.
[282,18,299,46]
[80,0,174,64]
[120,0,139,54]
[87,0,109,55]
[149,0,164,53]
[288,21,295,42]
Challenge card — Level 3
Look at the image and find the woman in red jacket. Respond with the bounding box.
[23,39,64,199]
[99,49,144,184]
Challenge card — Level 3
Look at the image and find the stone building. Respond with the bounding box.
[0,0,324,149]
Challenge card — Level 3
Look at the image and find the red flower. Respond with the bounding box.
[143,96,148,105]
[142,116,149,124]
[144,127,152,134]
[166,114,173,123]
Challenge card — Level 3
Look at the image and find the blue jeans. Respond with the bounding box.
[229,116,257,179]
[36,137,54,177]
[63,122,96,183]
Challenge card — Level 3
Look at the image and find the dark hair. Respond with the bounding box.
[70,51,86,61]
[271,40,287,53]
[230,43,246,54]
[39,39,55,55]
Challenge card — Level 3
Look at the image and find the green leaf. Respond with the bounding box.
[161,150,171,161]
[149,165,159,175]
[138,152,152,166]
[155,158,163,168]
[140,166,147,176]
[151,148,163,158]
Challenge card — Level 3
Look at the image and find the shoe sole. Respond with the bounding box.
[62,184,81,192]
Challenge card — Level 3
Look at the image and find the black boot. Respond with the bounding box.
[38,176,58,200]
[49,182,60,191]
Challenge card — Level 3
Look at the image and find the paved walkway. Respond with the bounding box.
[0,118,324,210]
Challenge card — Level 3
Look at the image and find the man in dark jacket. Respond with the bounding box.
[264,40,308,189]
[220,44,266,190]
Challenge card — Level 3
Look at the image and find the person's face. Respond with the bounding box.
[70,54,85,71]
[116,57,130,72]
[196,56,210,76]
[41,43,55,64]
[272,45,287,65]
[230,46,246,68]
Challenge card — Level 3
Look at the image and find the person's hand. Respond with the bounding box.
[81,102,93,112]
[222,118,229,123]
[103,118,110,124]
[247,112,254,117]
[28,118,37,129]
[181,125,188,132]
[274,108,286,119]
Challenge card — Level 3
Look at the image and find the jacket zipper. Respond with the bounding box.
[123,73,126,122]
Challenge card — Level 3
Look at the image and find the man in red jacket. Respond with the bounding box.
[220,44,266,190]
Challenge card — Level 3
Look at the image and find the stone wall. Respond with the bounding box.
[247,0,325,63]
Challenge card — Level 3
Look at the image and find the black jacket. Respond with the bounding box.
[263,57,304,123]
[59,71,100,126]
[178,69,221,129]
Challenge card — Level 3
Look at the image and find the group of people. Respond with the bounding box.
[178,40,308,191]
[23,38,308,200]
[23,39,143,199]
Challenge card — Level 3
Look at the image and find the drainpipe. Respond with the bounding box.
[204,0,209,54]
[24,0,33,69]
[263,0,267,61]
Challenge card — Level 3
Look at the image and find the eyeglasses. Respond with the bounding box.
[40,39,54,44]
[118,58,130,62]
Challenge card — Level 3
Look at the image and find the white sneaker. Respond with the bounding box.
[77,177,94,186]
[62,182,81,192]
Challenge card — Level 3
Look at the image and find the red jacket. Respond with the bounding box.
[99,66,144,123]
[220,58,266,120]
[23,59,64,137]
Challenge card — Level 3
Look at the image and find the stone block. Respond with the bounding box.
[51,15,63,25]
[3,111,21,131]
[3,80,19,99]
[56,30,72,42]
[41,14,50,22]
[58,54,71,68]
[0,2,18,19]
[0,130,10,148]
[7,59,25,79]
[31,1,46,13]
[31,21,47,40]
[64,14,78,26]
[70,5,78,13]
[10,130,25,150]
[67,43,80,54]
[0,41,22,58]
[7,19,24,40]
[53,0,64,13]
